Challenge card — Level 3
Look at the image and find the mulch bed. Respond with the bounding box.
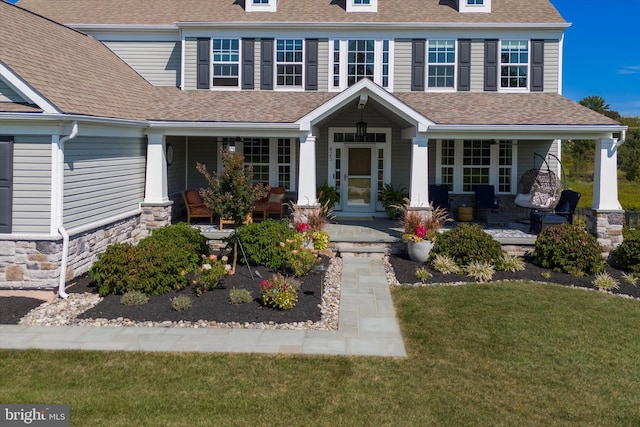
[0,257,330,325]
[389,253,640,299]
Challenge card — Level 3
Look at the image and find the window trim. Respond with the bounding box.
[329,39,393,91]
[426,39,458,92]
[435,139,518,194]
[211,38,242,91]
[498,39,530,93]
[274,38,305,91]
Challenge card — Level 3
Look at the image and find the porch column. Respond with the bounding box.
[297,133,318,206]
[592,137,622,211]
[144,132,169,204]
[409,136,429,207]
[141,132,172,233]
[587,137,624,253]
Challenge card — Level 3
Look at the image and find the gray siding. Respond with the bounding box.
[317,39,329,92]
[166,136,186,197]
[0,80,25,103]
[469,39,485,92]
[12,136,52,234]
[63,137,146,230]
[544,40,560,93]
[394,39,412,92]
[103,41,181,87]
[184,38,198,90]
[390,131,411,188]
[516,140,557,188]
[186,137,218,190]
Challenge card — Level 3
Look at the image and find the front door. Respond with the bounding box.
[329,128,391,213]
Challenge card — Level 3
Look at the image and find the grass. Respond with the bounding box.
[568,173,640,210]
[3,282,640,426]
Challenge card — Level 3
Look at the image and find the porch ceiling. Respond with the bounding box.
[313,97,414,129]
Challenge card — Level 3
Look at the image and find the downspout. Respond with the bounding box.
[57,121,78,299]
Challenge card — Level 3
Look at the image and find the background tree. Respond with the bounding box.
[618,117,640,182]
[579,95,621,120]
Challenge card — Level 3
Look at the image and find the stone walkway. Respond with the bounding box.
[0,256,407,358]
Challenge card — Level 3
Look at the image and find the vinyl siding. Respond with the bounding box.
[103,41,180,87]
[469,39,485,92]
[166,136,186,197]
[544,40,560,93]
[317,39,329,92]
[0,80,25,103]
[390,131,411,188]
[516,140,558,187]
[63,137,146,230]
[254,40,262,90]
[186,137,218,190]
[394,39,412,92]
[184,38,198,90]
[12,136,52,234]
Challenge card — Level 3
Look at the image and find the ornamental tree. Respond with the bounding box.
[197,150,268,227]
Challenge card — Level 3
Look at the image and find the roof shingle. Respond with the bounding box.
[16,0,566,26]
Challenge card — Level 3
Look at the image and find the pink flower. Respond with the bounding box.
[297,223,309,233]
[415,225,428,239]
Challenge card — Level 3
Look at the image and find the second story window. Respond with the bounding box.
[348,40,375,86]
[213,39,239,87]
[253,0,269,3]
[276,39,303,88]
[467,0,484,4]
[428,40,456,89]
[354,0,371,3]
[500,40,528,89]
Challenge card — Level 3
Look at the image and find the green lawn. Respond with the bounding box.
[568,174,640,210]
[2,282,640,426]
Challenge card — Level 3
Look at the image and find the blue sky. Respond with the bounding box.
[7,0,640,116]
[550,0,640,116]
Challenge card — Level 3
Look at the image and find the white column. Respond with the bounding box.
[297,134,318,205]
[592,137,622,211]
[409,136,429,207]
[143,132,169,204]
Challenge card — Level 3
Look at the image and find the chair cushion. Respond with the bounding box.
[268,192,284,203]
[186,189,202,204]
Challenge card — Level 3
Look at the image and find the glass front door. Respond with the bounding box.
[346,147,373,210]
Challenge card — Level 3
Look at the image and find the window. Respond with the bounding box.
[253,0,269,3]
[346,0,377,12]
[354,0,371,3]
[436,139,517,193]
[428,40,456,89]
[467,0,484,4]
[332,39,391,90]
[277,139,292,189]
[276,39,303,88]
[243,138,270,183]
[500,40,528,89]
[213,39,239,87]
[348,40,375,86]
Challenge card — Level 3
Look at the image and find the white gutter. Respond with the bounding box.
[57,121,78,299]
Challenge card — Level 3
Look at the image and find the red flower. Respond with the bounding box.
[297,223,310,233]
[415,225,428,239]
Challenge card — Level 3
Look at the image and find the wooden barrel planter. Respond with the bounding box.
[457,206,473,222]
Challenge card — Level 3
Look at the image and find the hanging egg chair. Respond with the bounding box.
[514,153,564,210]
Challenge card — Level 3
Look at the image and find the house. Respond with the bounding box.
[0,0,627,295]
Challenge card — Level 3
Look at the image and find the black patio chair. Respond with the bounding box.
[529,189,581,234]
[473,185,500,225]
[429,184,451,212]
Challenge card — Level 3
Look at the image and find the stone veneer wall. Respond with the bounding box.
[586,210,625,254]
[1,205,172,290]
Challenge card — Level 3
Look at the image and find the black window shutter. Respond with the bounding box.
[0,136,13,234]
[458,39,471,92]
[484,39,498,92]
[305,39,319,91]
[411,39,426,91]
[260,39,274,90]
[196,38,210,89]
[531,40,545,92]
[242,38,255,90]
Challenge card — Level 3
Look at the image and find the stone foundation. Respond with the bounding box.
[140,202,173,237]
[586,210,624,254]
[0,213,145,290]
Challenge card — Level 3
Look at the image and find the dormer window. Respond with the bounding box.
[459,0,491,13]
[346,0,378,13]
[246,0,277,12]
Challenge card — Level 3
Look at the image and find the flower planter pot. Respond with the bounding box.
[407,240,434,262]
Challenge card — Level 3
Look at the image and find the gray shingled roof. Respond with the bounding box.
[149,88,620,126]
[17,0,566,26]
[0,2,153,120]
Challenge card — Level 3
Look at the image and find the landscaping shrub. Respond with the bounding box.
[281,236,320,277]
[120,290,149,306]
[465,261,495,283]
[90,225,206,297]
[171,295,192,312]
[231,220,296,269]
[258,274,300,310]
[229,288,253,304]
[611,228,640,273]
[147,222,209,256]
[190,254,231,297]
[531,223,604,276]
[430,223,504,266]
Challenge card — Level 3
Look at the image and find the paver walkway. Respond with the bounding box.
[0,257,407,358]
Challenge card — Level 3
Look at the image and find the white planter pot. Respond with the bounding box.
[407,240,434,262]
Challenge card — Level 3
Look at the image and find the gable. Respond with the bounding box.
[0,78,27,103]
